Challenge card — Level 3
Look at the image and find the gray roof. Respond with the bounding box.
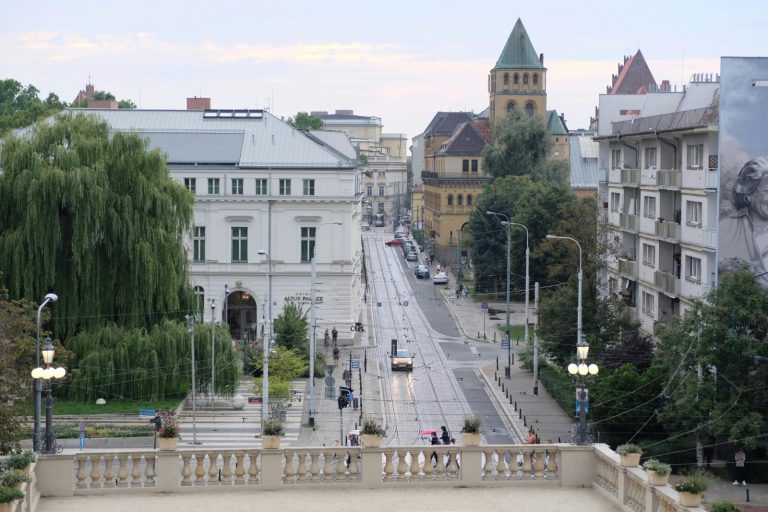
[66,108,358,169]
[308,130,358,160]
[569,133,598,190]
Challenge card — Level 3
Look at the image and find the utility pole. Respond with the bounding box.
[309,253,317,427]
[208,299,216,409]
[533,282,540,395]
[186,315,198,444]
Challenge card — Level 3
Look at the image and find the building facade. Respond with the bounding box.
[75,108,365,341]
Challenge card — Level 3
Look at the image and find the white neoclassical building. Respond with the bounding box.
[77,108,365,340]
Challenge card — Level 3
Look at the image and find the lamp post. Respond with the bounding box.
[546,234,583,359]
[31,338,67,454]
[567,338,598,445]
[34,293,58,452]
[503,221,530,356]
[185,315,198,445]
[224,283,229,333]
[486,212,512,369]
[309,221,342,427]
[257,249,271,423]
[208,299,216,409]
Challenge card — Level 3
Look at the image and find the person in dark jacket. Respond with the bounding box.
[440,426,450,445]
[430,432,440,466]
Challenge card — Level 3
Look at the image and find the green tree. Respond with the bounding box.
[272,301,309,356]
[118,99,137,109]
[287,112,323,130]
[481,111,550,179]
[0,113,194,338]
[0,79,64,135]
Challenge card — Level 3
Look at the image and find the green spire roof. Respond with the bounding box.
[495,18,543,70]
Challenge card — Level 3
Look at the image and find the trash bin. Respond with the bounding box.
[352,398,359,410]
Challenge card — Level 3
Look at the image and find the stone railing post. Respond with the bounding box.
[259,450,284,489]
[34,455,74,497]
[360,448,384,488]
[155,451,180,492]
[558,445,598,487]
[459,448,483,485]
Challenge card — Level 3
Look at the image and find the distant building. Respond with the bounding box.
[568,129,598,198]
[73,80,118,109]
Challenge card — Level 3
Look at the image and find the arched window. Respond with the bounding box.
[513,73,519,84]
[523,73,529,85]
[194,286,205,318]
[457,194,463,206]
[506,101,515,113]
[447,194,453,206]
[526,102,534,117]
[532,73,538,85]
[503,72,509,85]
[467,194,473,206]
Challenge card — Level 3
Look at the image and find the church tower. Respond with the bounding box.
[489,18,547,128]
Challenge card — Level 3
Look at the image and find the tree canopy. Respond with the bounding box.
[272,300,309,356]
[481,111,551,179]
[0,113,194,338]
[71,89,136,109]
[0,79,65,136]
[287,112,323,130]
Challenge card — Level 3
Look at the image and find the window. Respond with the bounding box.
[611,149,621,170]
[457,194,463,206]
[207,178,219,195]
[472,160,478,172]
[642,243,656,268]
[255,179,268,195]
[467,194,473,206]
[462,160,469,173]
[303,179,315,196]
[378,170,385,178]
[193,226,205,262]
[610,192,621,212]
[525,102,534,117]
[231,227,248,262]
[532,73,538,85]
[685,255,702,283]
[643,196,657,218]
[687,144,704,169]
[378,202,384,213]
[300,227,316,263]
[686,201,702,226]
[194,286,205,318]
[447,194,453,206]
[523,73,529,84]
[644,147,657,169]
[184,178,196,193]
[231,178,243,195]
[608,277,617,294]
[279,179,291,195]
[506,101,515,113]
[379,185,384,196]
[513,73,519,84]
[503,72,509,85]
[366,185,372,196]
[642,290,655,315]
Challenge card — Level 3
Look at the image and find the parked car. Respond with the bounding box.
[385,239,403,246]
[401,241,414,254]
[391,349,414,371]
[432,271,449,285]
[415,265,430,279]
[406,250,418,261]
[394,231,405,240]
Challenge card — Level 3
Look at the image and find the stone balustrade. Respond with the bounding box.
[31,443,705,511]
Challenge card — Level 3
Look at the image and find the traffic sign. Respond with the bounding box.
[351,358,360,370]
[501,336,510,348]
[481,302,489,311]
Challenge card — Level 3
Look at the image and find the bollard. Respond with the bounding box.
[501,383,505,392]
[746,487,750,502]
[509,396,513,405]
[523,416,527,426]
[514,401,517,411]
[506,389,509,398]
[496,357,499,370]
[519,410,522,419]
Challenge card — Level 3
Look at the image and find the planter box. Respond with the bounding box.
[646,470,669,486]
[677,491,702,507]
[262,435,281,449]
[461,433,481,446]
[619,453,641,467]
[157,437,178,450]
[361,434,382,448]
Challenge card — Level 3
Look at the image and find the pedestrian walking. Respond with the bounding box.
[733,447,747,486]
[324,329,330,348]
[527,429,537,444]
[332,326,338,347]
[440,426,450,445]
[332,347,340,364]
[342,368,352,388]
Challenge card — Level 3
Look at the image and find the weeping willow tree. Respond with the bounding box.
[65,320,239,402]
[0,113,194,338]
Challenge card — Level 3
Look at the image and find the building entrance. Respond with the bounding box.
[225,291,258,340]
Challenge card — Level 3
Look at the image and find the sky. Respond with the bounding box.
[2,0,767,145]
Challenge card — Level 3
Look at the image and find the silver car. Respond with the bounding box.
[406,250,418,261]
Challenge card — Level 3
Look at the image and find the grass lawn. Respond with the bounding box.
[36,397,185,415]
[496,324,527,343]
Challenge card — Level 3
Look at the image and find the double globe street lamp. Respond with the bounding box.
[31,338,67,454]
[567,338,598,445]
[34,292,58,452]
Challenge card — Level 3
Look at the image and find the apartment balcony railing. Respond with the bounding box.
[704,168,720,189]
[619,213,639,233]
[702,227,717,250]
[656,169,681,189]
[620,168,639,187]
[618,258,638,278]
[30,444,704,512]
[654,270,680,297]
[598,167,608,183]
[654,221,680,243]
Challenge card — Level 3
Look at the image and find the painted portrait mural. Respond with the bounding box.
[718,57,768,277]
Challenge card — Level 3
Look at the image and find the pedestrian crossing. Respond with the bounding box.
[176,378,305,448]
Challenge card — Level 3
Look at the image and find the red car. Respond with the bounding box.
[385,239,403,246]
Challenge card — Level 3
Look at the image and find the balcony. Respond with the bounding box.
[656,169,681,189]
[618,258,638,278]
[654,270,680,297]
[704,168,720,189]
[619,213,639,233]
[31,444,704,512]
[702,227,717,250]
[598,167,608,183]
[654,221,681,243]
[620,168,639,187]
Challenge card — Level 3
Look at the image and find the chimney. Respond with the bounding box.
[335,109,354,115]
[539,53,544,65]
[661,80,671,92]
[187,97,211,110]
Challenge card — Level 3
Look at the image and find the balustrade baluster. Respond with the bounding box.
[75,455,88,488]
[283,451,296,484]
[482,449,494,480]
[514,450,525,479]
[89,454,102,487]
[545,449,557,479]
[435,448,447,480]
[383,449,395,481]
[321,451,334,482]
[495,449,507,480]
[130,455,143,485]
[534,449,545,479]
[103,455,115,488]
[446,449,459,479]
[221,452,233,484]
[309,451,321,482]
[409,450,421,481]
[395,450,407,481]
[248,452,260,484]
[296,451,308,482]
[234,451,245,485]
[207,452,219,484]
[194,453,206,485]
[181,454,193,486]
[522,448,533,477]
[347,451,359,481]
[144,454,156,486]
[116,455,129,487]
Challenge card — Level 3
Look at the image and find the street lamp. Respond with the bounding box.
[224,283,229,333]
[185,315,198,445]
[545,234,583,359]
[502,221,530,374]
[257,249,271,423]
[486,212,513,369]
[567,338,598,445]
[34,292,58,452]
[31,337,66,454]
[208,298,216,409]
[309,221,342,427]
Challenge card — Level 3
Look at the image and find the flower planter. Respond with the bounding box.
[157,437,178,450]
[0,502,17,512]
[461,433,481,446]
[262,435,281,449]
[677,491,702,507]
[619,453,641,467]
[361,434,382,448]
[646,470,669,486]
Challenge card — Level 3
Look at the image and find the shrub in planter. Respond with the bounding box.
[262,417,284,437]
[6,451,35,471]
[674,471,710,495]
[157,411,180,440]
[616,443,643,466]
[709,500,739,512]
[461,415,482,446]
[0,470,30,488]
[361,418,385,437]
[642,459,671,485]
[0,486,24,504]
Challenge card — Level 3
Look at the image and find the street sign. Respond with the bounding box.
[481,302,489,311]
[501,336,510,348]
[325,376,335,386]
[351,358,360,370]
